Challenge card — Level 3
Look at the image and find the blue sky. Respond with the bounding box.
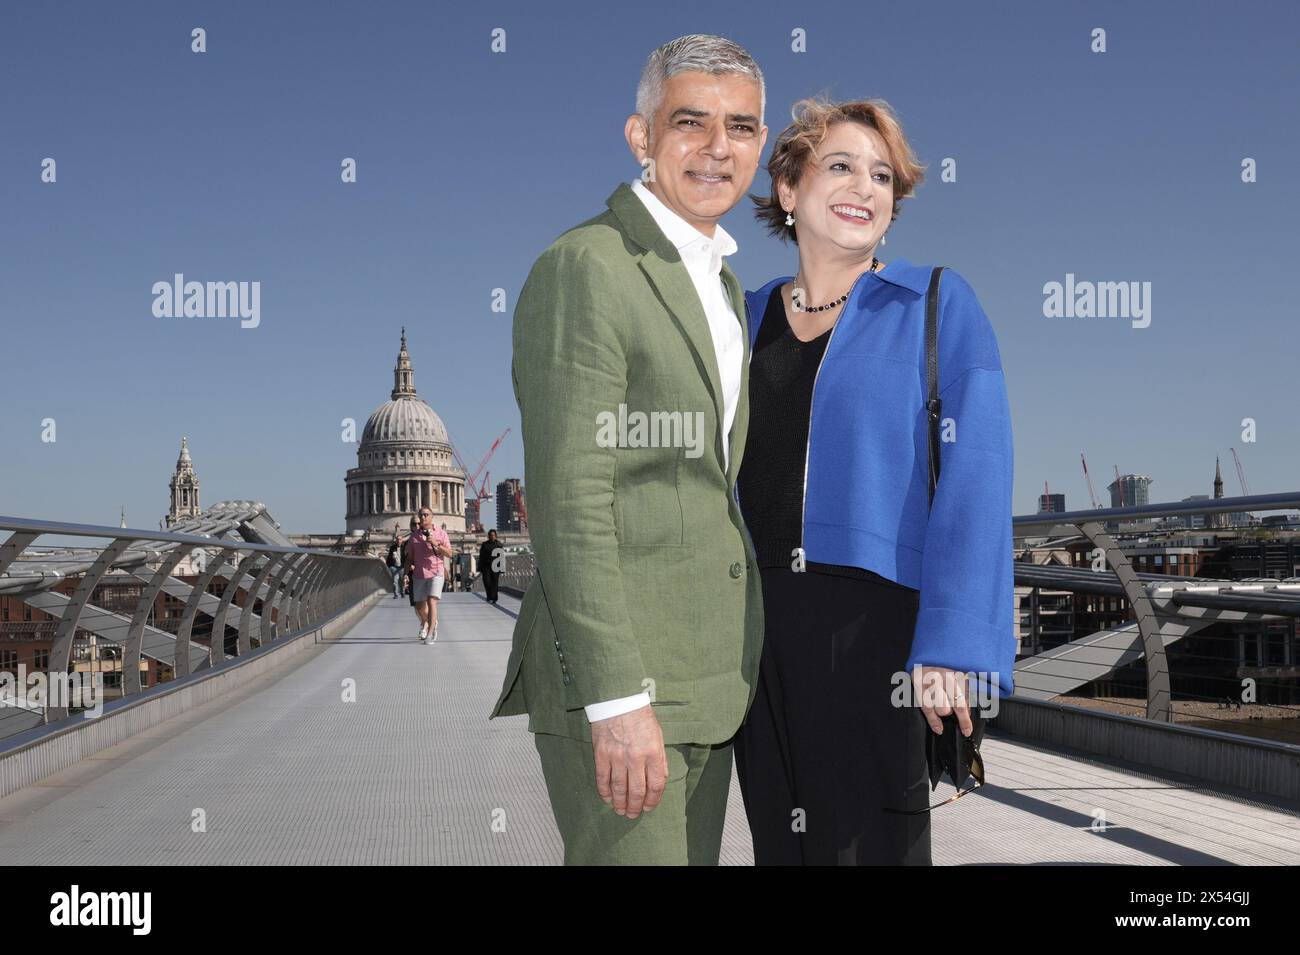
[2,0,1297,533]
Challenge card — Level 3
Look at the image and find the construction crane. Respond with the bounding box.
[1230,447,1251,496]
[448,428,511,531]
[1113,465,1124,507]
[1080,453,1100,509]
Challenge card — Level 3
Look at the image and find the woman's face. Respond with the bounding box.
[778,121,895,258]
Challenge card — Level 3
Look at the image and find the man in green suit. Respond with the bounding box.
[488,35,768,865]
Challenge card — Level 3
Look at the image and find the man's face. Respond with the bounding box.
[419,509,433,530]
[626,71,767,235]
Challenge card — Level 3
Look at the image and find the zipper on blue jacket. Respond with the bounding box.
[799,266,881,553]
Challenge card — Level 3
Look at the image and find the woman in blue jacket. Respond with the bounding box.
[735,97,1015,865]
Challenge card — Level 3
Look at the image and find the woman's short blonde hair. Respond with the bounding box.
[752,96,926,244]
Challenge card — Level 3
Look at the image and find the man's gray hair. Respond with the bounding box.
[635,34,765,134]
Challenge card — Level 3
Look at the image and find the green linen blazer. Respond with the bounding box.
[488,181,764,746]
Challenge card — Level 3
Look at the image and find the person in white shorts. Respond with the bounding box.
[404,507,452,643]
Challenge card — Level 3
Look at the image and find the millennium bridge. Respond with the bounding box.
[0,495,1296,864]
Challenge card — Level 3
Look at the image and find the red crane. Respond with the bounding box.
[448,428,511,531]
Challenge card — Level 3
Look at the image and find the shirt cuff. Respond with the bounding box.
[584,692,651,723]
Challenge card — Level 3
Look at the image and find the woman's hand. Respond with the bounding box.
[913,665,973,737]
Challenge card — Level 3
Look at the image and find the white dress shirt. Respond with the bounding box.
[584,178,745,723]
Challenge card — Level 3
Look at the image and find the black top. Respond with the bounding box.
[737,285,918,592]
[478,538,503,571]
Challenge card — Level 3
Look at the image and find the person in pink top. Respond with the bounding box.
[403,507,453,643]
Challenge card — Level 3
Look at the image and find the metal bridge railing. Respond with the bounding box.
[478,493,1300,746]
[495,550,537,597]
[0,513,391,736]
[1012,491,1300,743]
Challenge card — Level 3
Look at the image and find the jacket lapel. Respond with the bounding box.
[606,183,726,467]
[720,261,749,491]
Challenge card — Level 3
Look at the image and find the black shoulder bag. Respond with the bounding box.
[924,266,945,511]
[920,265,987,804]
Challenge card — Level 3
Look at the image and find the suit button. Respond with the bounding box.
[729,561,743,579]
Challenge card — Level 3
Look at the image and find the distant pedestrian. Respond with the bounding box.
[400,515,420,621]
[385,534,403,598]
[478,530,504,603]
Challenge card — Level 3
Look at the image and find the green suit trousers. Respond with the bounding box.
[533,731,734,865]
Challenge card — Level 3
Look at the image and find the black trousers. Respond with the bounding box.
[483,571,500,602]
[735,566,933,865]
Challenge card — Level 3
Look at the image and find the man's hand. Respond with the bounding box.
[913,665,973,737]
[590,704,668,819]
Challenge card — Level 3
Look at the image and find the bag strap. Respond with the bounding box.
[925,266,946,511]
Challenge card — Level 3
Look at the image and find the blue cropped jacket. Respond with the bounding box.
[741,258,1016,697]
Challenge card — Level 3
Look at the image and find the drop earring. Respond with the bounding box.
[785,209,795,226]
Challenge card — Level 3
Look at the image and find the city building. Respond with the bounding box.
[344,329,466,536]
[1107,473,1152,509]
[165,436,201,527]
[496,478,524,533]
[1038,492,1066,513]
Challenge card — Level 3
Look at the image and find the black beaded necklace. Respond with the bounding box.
[792,257,880,312]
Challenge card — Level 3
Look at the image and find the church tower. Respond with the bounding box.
[167,436,201,527]
[393,326,416,398]
[344,329,466,535]
[1212,456,1226,528]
